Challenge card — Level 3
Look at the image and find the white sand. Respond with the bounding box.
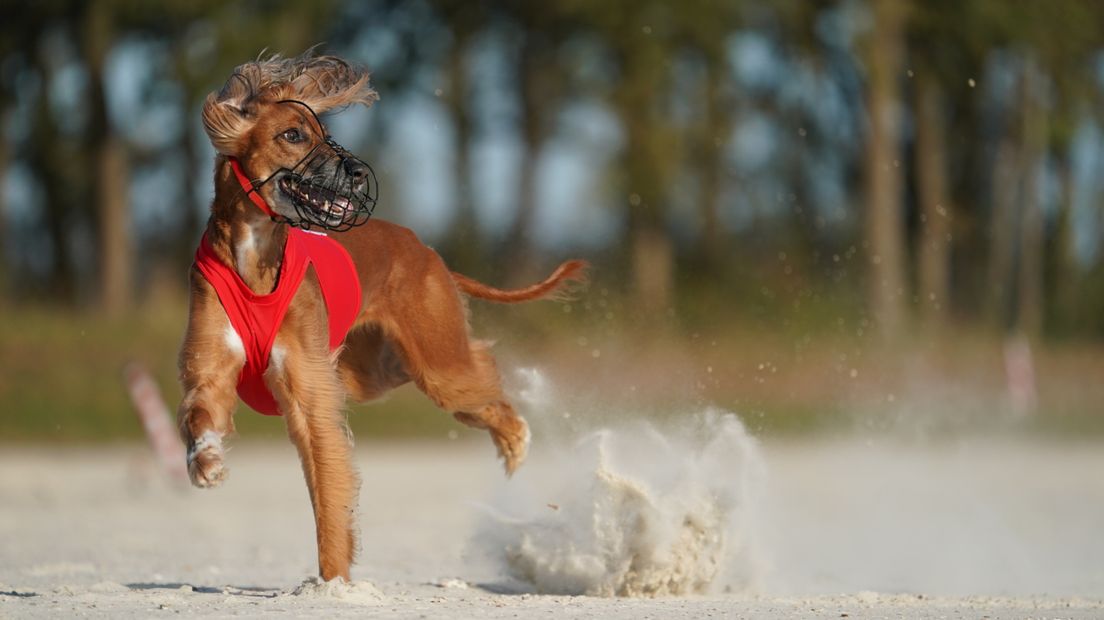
[2,432,1103,618]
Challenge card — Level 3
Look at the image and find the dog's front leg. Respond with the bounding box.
[177,273,245,488]
[179,383,238,488]
[267,335,358,582]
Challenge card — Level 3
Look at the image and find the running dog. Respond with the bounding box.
[177,53,585,581]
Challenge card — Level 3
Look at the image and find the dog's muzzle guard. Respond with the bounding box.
[230,136,378,233]
[276,136,378,232]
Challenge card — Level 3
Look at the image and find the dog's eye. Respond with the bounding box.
[281,128,303,143]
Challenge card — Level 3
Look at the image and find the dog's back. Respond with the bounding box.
[332,218,586,311]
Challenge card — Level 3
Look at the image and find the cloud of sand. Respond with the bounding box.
[474,370,765,597]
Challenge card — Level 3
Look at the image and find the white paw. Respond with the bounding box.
[187,431,227,488]
[499,417,530,477]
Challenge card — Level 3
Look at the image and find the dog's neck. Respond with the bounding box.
[205,157,289,295]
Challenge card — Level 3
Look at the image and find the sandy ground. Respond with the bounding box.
[2,436,1103,619]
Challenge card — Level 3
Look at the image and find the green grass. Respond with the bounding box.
[0,298,456,442]
[2,290,1102,443]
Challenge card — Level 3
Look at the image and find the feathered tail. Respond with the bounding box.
[451,260,588,303]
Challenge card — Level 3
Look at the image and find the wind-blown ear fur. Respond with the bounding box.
[202,71,257,156]
[201,51,378,154]
[289,55,378,114]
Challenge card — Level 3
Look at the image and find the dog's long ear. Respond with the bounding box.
[202,69,258,156]
[290,55,378,114]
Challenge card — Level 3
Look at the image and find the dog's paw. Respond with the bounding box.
[187,431,228,488]
[493,417,530,477]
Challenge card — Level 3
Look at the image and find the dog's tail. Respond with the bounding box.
[452,260,588,304]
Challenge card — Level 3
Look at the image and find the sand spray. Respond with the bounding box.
[471,368,766,596]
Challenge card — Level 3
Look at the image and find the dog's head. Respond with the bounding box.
[202,53,379,230]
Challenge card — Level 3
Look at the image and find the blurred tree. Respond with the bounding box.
[82,0,132,317]
[2,0,1104,341]
[1016,58,1046,338]
[496,3,569,284]
[0,16,32,298]
[678,0,744,272]
[1021,2,1104,336]
[912,70,951,328]
[0,3,72,300]
[28,27,79,302]
[768,1,864,279]
[168,22,220,266]
[860,0,908,337]
[969,0,1104,336]
[426,0,488,275]
[904,0,989,330]
[987,132,1019,329]
[557,0,682,317]
[692,52,728,270]
[0,105,7,299]
[1051,160,1078,335]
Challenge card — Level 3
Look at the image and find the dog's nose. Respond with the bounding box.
[343,158,369,182]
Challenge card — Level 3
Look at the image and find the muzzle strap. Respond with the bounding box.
[228,157,278,219]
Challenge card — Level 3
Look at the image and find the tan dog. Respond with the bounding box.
[177,53,585,581]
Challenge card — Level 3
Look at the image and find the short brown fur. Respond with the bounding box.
[177,52,586,581]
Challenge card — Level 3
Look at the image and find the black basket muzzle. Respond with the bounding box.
[274,137,378,232]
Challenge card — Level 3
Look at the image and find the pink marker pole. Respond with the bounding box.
[125,362,188,483]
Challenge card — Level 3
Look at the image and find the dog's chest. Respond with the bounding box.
[194,229,362,415]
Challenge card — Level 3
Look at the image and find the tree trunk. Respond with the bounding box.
[171,45,209,269]
[84,1,132,316]
[0,107,9,302]
[1016,60,1046,339]
[914,72,952,327]
[986,139,1018,329]
[1052,158,1077,331]
[618,38,674,317]
[624,134,674,316]
[178,128,205,259]
[630,222,674,315]
[440,34,481,274]
[697,57,725,270]
[501,36,544,285]
[862,0,908,337]
[98,135,132,317]
[31,48,76,301]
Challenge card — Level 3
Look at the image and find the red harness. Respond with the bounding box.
[192,158,362,416]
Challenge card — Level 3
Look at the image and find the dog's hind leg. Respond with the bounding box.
[453,399,530,476]
[267,324,359,582]
[368,251,532,475]
[409,339,530,476]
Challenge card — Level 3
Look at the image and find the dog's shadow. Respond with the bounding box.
[471,580,536,596]
[126,582,280,598]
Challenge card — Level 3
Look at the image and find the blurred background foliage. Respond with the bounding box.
[1,0,1103,441]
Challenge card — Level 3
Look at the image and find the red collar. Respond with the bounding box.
[228,157,279,219]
